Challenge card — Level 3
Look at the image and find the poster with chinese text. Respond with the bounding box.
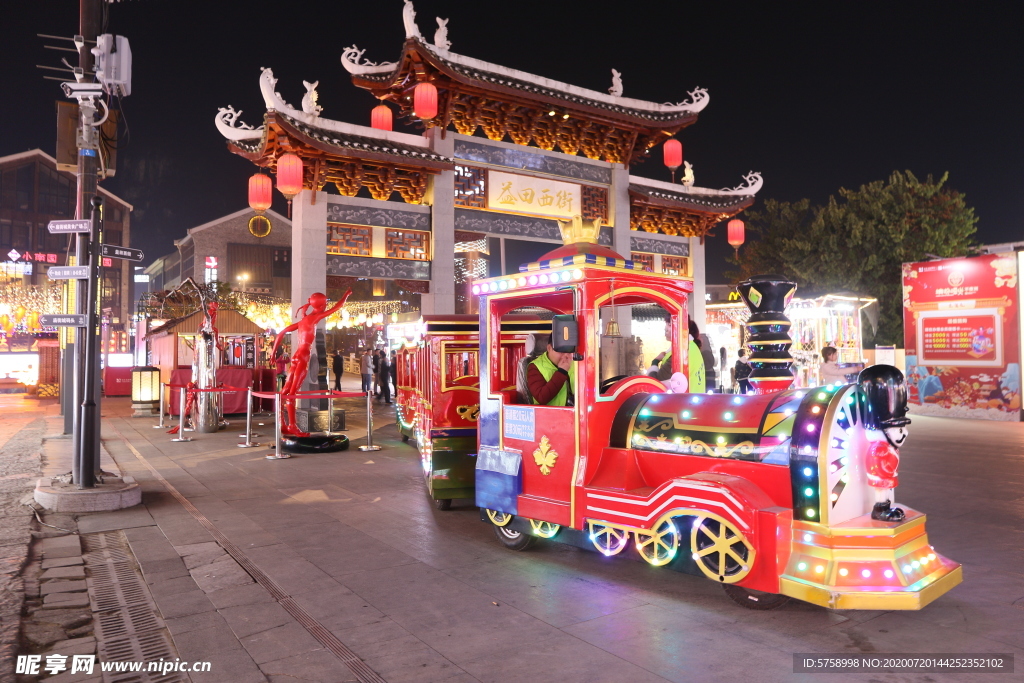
[902,253,1020,421]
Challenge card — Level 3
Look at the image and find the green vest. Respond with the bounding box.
[656,342,706,392]
[688,340,706,393]
[530,353,576,406]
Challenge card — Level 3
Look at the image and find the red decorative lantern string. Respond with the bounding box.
[663,138,683,183]
[371,103,393,131]
[413,82,438,120]
[275,153,304,217]
[728,219,745,257]
[248,173,272,213]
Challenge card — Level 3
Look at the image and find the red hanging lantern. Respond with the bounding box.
[727,219,745,248]
[728,218,745,257]
[413,82,438,120]
[663,139,683,170]
[371,103,393,131]
[248,173,272,214]
[275,153,304,217]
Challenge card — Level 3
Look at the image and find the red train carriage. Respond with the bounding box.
[466,218,961,610]
[393,315,549,508]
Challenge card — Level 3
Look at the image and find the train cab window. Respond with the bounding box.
[598,298,682,394]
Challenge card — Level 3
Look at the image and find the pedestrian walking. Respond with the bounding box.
[359,348,373,393]
[332,350,343,391]
[275,351,290,391]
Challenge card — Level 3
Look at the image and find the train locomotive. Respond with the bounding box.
[397,217,961,610]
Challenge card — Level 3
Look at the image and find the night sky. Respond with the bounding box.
[3,0,1021,282]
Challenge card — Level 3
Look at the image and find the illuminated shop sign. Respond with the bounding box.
[486,170,581,221]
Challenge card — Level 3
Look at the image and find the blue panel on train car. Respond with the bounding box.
[475,446,521,513]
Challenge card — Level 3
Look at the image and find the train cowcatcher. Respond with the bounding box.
[394,217,961,611]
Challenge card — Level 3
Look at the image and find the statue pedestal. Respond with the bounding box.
[296,409,345,434]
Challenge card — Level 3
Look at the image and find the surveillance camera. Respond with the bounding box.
[61,81,104,99]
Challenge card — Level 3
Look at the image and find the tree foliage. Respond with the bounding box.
[733,171,978,345]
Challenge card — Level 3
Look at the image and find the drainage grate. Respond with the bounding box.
[87,560,151,612]
[83,530,134,564]
[82,531,189,683]
[99,631,189,683]
[95,602,165,642]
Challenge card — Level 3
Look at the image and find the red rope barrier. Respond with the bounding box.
[250,390,366,400]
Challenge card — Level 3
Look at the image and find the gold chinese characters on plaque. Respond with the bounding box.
[486,171,581,221]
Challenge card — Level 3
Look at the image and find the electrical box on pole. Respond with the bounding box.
[90,34,131,97]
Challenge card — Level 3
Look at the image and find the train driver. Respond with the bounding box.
[527,335,576,406]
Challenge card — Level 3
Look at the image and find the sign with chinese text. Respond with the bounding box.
[100,244,144,262]
[486,171,581,221]
[46,219,91,234]
[903,253,1020,421]
[503,405,536,441]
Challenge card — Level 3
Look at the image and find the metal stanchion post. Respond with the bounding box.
[153,382,166,428]
[266,393,290,459]
[358,390,381,452]
[238,389,262,448]
[170,387,192,442]
[325,394,335,435]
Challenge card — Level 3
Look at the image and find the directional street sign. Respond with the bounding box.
[47,219,92,234]
[40,314,87,327]
[100,244,144,262]
[48,266,89,280]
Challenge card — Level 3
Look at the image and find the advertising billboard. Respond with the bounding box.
[903,253,1020,420]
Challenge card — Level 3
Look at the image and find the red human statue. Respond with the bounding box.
[271,290,351,436]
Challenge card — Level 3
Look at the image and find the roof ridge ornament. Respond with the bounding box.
[609,69,623,97]
[403,0,422,39]
[719,172,763,195]
[259,67,294,111]
[214,105,264,141]
[340,45,398,75]
[664,87,709,112]
[682,161,695,187]
[302,80,323,117]
[434,17,451,51]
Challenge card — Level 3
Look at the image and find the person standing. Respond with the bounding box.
[734,348,752,394]
[331,350,344,391]
[389,350,398,395]
[378,350,392,404]
[371,349,381,397]
[359,348,373,393]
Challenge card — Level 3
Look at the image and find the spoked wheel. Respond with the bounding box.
[635,518,679,566]
[485,510,535,551]
[588,522,630,556]
[723,584,791,610]
[433,498,452,511]
[528,519,560,539]
[690,515,756,584]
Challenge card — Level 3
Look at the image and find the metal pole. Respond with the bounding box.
[238,389,261,448]
[76,197,103,488]
[266,393,289,459]
[170,386,192,442]
[358,390,381,451]
[153,382,166,428]
[326,394,335,435]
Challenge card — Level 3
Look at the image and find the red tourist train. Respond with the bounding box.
[395,219,961,610]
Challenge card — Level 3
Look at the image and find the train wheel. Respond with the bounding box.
[722,584,791,610]
[635,518,679,566]
[528,519,560,539]
[690,515,755,584]
[485,509,513,527]
[588,523,630,556]
[434,498,452,511]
